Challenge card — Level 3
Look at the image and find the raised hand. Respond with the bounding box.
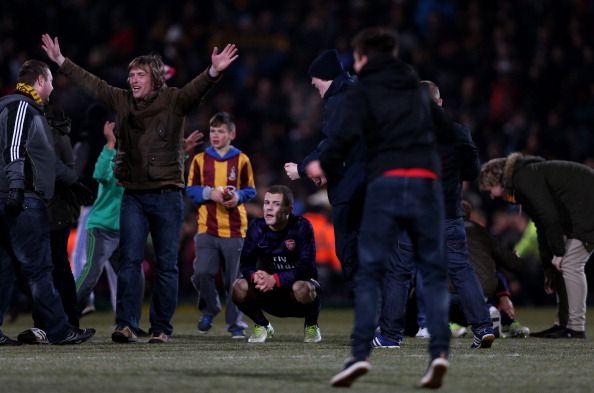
[41,34,65,66]
[183,130,204,154]
[103,121,116,148]
[209,44,239,77]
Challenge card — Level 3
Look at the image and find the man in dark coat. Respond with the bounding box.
[479,152,594,338]
[284,49,364,288]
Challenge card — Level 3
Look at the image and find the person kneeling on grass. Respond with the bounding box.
[232,185,322,343]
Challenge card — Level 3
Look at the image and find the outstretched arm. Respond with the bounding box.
[208,44,239,78]
[41,34,65,66]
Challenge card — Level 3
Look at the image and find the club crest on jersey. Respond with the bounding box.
[285,239,296,251]
[228,166,237,181]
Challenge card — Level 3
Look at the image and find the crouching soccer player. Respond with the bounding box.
[232,185,322,343]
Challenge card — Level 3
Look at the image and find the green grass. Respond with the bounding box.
[1,306,594,393]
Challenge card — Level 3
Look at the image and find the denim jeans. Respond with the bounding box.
[116,190,183,336]
[381,218,491,340]
[352,176,450,361]
[0,197,70,341]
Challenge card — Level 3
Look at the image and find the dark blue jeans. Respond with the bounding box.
[352,176,450,361]
[116,190,183,336]
[0,197,70,342]
[381,218,491,339]
[331,198,364,286]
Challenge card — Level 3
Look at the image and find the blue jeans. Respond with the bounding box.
[0,197,71,341]
[116,190,183,336]
[352,176,450,361]
[382,218,491,339]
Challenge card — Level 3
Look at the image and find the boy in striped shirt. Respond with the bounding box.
[186,112,256,338]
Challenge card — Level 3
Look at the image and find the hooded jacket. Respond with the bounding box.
[502,152,594,264]
[320,55,440,181]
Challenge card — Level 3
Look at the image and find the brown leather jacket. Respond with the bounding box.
[60,58,219,190]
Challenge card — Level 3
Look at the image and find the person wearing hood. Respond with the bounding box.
[284,49,364,290]
[306,28,451,389]
[478,152,594,339]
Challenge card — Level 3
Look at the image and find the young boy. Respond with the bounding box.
[186,112,256,339]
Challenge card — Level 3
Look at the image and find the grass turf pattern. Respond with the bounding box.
[1,307,593,393]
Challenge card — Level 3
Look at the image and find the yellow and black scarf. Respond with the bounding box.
[15,83,43,105]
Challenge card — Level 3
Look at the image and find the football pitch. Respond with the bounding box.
[1,306,593,393]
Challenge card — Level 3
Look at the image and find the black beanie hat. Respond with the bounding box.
[308,49,344,81]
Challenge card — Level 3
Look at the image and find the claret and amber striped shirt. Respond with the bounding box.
[186,146,256,238]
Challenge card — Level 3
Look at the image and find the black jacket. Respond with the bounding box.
[45,106,81,230]
[439,121,480,218]
[320,55,440,181]
[0,93,76,200]
[298,72,365,205]
[503,153,594,264]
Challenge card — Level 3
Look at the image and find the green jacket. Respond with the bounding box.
[86,145,123,232]
[503,153,594,264]
[60,58,219,190]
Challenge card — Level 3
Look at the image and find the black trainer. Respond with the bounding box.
[543,327,585,339]
[55,328,96,345]
[17,328,49,344]
[529,324,564,338]
[0,333,22,346]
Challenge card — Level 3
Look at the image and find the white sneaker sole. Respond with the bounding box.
[420,357,449,389]
[330,361,371,387]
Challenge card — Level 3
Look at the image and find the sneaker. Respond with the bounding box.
[228,324,246,340]
[135,327,151,338]
[55,328,96,345]
[543,327,585,339]
[529,324,564,338]
[449,322,467,338]
[416,327,430,338]
[304,324,322,343]
[419,355,449,389]
[248,323,274,343]
[329,358,371,387]
[148,331,170,344]
[111,325,138,343]
[371,331,401,348]
[0,333,22,346]
[470,326,496,349]
[17,328,49,344]
[81,304,96,317]
[197,315,214,334]
[507,321,530,338]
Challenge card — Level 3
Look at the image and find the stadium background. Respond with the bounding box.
[1,0,594,308]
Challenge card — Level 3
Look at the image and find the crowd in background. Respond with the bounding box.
[1,0,594,307]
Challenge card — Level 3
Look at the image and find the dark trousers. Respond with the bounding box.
[0,197,71,342]
[33,227,79,328]
[352,176,450,361]
[331,197,364,285]
[236,279,321,327]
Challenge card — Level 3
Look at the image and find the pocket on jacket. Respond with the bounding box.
[148,151,180,180]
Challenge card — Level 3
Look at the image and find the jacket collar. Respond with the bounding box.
[503,152,546,192]
[324,72,356,100]
[205,145,241,160]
